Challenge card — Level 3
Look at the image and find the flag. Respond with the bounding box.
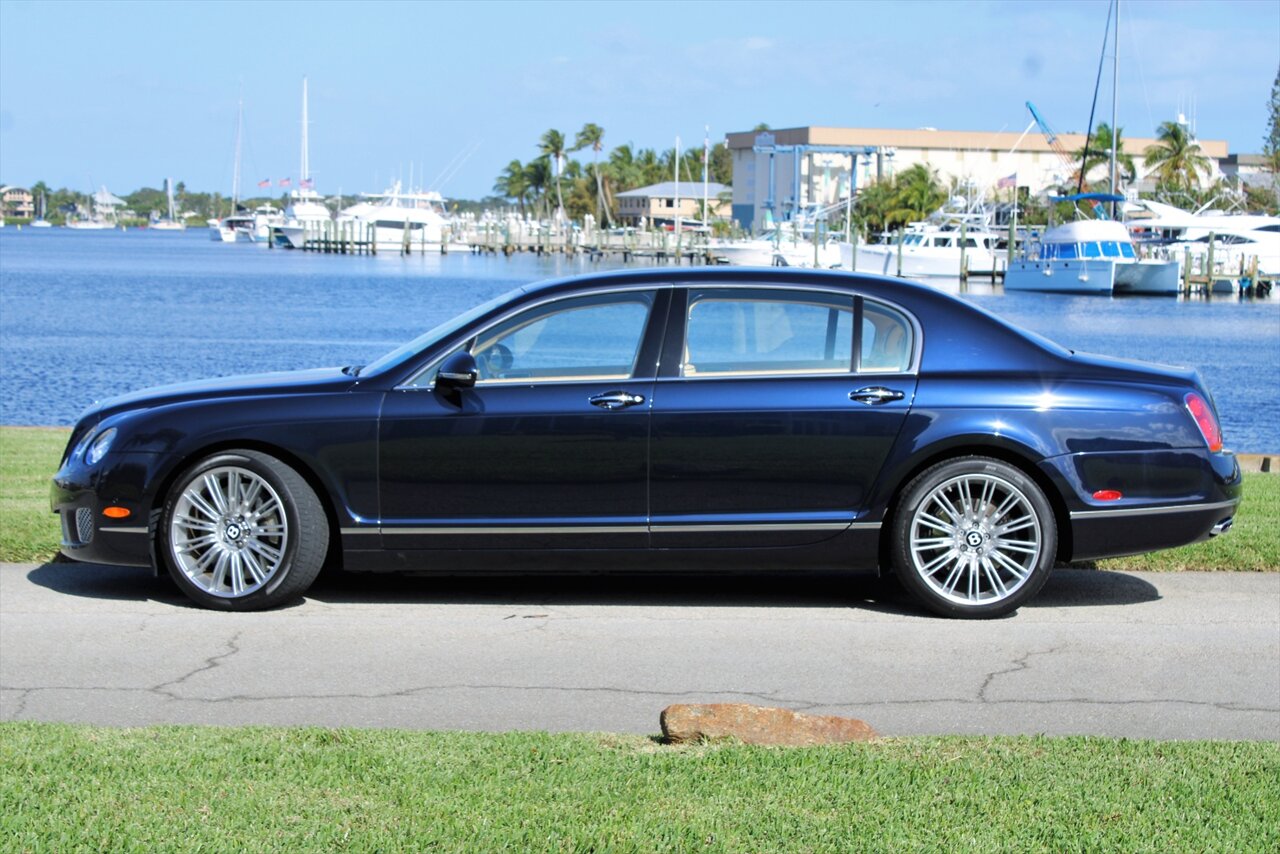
[278,178,291,187]
[257,179,270,188]
[300,178,314,189]
[997,172,1017,189]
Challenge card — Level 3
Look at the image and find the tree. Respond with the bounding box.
[492,159,530,216]
[538,129,567,220]
[1072,123,1136,190]
[523,157,550,218]
[709,142,733,186]
[1143,121,1211,191]
[572,122,610,225]
[885,164,947,229]
[1264,64,1279,204]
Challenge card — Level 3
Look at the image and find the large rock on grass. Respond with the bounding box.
[660,703,877,746]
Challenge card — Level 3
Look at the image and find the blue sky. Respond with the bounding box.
[1,0,1276,199]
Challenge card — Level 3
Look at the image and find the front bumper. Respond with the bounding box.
[50,452,163,568]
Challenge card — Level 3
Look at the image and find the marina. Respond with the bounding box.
[1,226,1276,452]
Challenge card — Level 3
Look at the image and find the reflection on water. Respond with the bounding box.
[2,229,1277,451]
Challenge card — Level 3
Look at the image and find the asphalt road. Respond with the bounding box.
[2,562,1277,740]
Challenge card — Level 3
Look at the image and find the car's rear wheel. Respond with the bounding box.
[890,456,1056,618]
[160,449,328,610]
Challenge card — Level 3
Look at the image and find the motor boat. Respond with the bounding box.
[1005,195,1180,294]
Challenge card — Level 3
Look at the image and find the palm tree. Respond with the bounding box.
[885,165,947,229]
[1144,121,1211,191]
[572,123,610,225]
[607,144,641,191]
[1072,123,1136,190]
[492,160,530,216]
[523,158,550,219]
[538,129,567,220]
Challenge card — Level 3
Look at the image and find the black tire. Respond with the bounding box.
[159,449,329,611]
[890,456,1056,619]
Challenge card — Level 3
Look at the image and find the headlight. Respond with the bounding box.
[85,428,117,466]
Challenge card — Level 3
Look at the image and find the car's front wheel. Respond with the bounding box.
[160,449,328,610]
[890,456,1056,618]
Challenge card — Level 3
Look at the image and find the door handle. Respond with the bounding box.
[849,386,904,405]
[589,390,646,410]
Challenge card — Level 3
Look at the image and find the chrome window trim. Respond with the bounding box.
[676,283,922,379]
[397,283,670,391]
[394,280,923,391]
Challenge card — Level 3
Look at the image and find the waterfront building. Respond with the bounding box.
[1,186,35,220]
[616,181,729,226]
[725,125,1229,233]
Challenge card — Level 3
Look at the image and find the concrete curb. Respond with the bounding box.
[1238,454,1278,474]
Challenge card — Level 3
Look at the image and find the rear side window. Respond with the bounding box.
[860,301,914,373]
[683,289,853,377]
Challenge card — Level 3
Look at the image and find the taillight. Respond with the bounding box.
[1184,392,1223,452]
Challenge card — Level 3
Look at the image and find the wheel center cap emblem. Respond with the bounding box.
[965,531,984,548]
[225,523,243,540]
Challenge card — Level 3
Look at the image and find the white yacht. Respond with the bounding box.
[1005,201,1180,294]
[336,184,449,250]
[838,200,1005,278]
[711,226,840,268]
[1127,199,1280,278]
[239,203,283,243]
[66,187,123,230]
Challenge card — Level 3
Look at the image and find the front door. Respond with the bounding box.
[378,289,666,550]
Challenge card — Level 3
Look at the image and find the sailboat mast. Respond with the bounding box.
[1110,0,1119,217]
[232,96,243,211]
[300,75,310,184]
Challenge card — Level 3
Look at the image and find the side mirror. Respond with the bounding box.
[436,350,478,389]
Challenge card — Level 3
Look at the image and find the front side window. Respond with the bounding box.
[431,292,653,386]
[682,289,852,378]
[860,302,914,373]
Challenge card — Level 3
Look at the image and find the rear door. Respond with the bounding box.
[648,286,918,548]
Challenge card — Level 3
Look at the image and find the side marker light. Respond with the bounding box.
[103,507,131,519]
[1092,490,1123,501]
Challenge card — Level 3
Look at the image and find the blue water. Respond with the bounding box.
[2,227,1278,451]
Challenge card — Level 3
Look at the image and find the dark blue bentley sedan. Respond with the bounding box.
[51,268,1241,617]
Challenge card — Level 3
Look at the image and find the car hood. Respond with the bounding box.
[82,367,358,422]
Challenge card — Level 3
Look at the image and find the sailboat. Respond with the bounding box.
[1004,0,1180,295]
[30,193,52,228]
[210,96,248,242]
[272,76,331,249]
[151,178,186,230]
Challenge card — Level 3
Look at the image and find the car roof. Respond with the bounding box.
[521,266,950,306]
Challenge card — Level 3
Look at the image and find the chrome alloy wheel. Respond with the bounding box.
[907,473,1042,606]
[168,465,289,598]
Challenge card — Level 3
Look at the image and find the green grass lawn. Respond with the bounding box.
[2,425,1275,569]
[1,724,1276,852]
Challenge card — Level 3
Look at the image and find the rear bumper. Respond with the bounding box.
[1068,497,1240,561]
[1042,448,1243,561]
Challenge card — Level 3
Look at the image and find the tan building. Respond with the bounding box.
[1,186,35,220]
[725,125,1230,232]
[615,181,730,225]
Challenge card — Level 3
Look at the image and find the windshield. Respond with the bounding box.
[360,285,526,377]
